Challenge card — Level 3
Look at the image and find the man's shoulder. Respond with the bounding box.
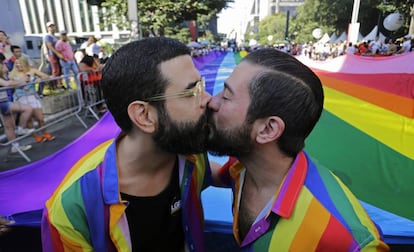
[43,34,55,42]
[47,140,113,204]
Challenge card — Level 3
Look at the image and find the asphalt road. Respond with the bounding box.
[0,112,99,172]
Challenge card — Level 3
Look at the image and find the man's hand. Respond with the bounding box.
[0,216,14,236]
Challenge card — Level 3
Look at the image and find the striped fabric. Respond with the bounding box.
[42,134,211,252]
[226,151,389,252]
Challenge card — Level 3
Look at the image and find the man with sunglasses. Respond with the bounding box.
[42,37,213,252]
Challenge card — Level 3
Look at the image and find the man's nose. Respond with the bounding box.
[207,94,221,111]
[200,91,212,108]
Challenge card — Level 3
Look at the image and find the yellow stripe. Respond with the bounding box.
[45,140,113,250]
[268,187,313,251]
[290,198,330,251]
[109,204,130,252]
[324,86,414,159]
[46,140,113,208]
[239,51,249,57]
[49,196,91,250]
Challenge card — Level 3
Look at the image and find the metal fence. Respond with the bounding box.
[0,71,105,162]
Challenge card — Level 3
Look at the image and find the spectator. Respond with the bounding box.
[384,38,398,55]
[207,48,390,251]
[0,31,12,58]
[43,21,63,89]
[55,30,79,90]
[396,35,412,54]
[6,45,33,71]
[0,53,33,152]
[85,36,101,57]
[346,42,356,55]
[9,56,55,143]
[369,36,382,55]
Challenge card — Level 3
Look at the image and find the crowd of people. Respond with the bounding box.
[0,21,108,154]
[300,34,413,61]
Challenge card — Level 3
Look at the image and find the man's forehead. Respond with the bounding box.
[160,55,197,81]
[227,61,264,87]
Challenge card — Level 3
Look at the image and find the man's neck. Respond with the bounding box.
[237,148,294,241]
[116,133,177,197]
[239,148,294,190]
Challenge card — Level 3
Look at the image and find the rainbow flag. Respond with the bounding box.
[299,53,414,221]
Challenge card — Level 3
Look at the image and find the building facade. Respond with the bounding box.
[1,0,131,61]
[18,0,130,40]
[244,0,304,42]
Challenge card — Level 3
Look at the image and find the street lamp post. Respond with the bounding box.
[128,0,142,40]
[410,1,414,36]
[348,0,361,43]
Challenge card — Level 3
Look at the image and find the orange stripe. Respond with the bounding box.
[46,140,112,208]
[289,199,330,251]
[317,74,414,118]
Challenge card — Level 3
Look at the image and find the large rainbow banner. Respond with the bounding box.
[299,53,414,221]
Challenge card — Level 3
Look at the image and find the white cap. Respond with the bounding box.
[46,21,55,27]
[404,34,412,39]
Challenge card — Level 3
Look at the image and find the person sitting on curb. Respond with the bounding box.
[0,53,33,153]
[9,56,55,143]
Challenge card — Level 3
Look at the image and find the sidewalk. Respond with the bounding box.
[0,111,99,172]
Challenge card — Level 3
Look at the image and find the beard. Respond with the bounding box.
[206,110,254,157]
[152,107,208,155]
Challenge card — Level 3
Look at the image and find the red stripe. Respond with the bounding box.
[278,152,307,217]
[314,70,414,99]
[315,216,354,252]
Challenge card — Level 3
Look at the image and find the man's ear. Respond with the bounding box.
[255,116,285,144]
[127,101,157,133]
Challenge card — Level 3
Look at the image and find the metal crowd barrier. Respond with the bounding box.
[77,70,105,120]
[0,75,88,162]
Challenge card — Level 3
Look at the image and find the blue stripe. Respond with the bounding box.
[80,169,107,250]
[212,52,237,95]
[304,154,349,229]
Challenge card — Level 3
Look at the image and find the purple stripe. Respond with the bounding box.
[271,155,299,213]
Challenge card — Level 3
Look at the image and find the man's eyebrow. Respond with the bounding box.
[185,80,199,89]
[223,82,234,94]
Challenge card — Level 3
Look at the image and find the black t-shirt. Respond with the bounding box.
[120,163,184,252]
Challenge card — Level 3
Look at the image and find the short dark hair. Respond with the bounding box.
[243,48,324,157]
[101,37,190,133]
[10,45,21,52]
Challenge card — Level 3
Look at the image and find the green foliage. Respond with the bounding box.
[244,14,287,45]
[100,0,233,39]
[289,0,412,43]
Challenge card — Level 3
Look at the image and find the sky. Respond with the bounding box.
[217,0,248,35]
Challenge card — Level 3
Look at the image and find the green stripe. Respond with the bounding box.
[306,110,414,220]
[233,52,243,65]
[61,180,91,243]
[312,161,370,244]
[253,215,279,251]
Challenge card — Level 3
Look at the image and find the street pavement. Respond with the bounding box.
[0,112,100,172]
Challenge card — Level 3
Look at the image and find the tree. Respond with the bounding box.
[244,14,287,45]
[99,0,232,41]
[290,0,412,43]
